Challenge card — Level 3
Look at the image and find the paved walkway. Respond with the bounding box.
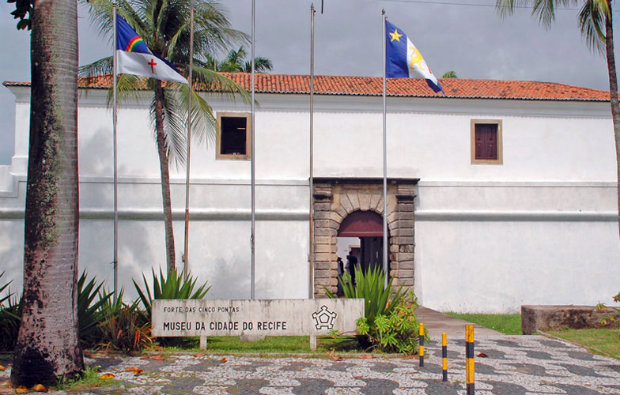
[1,309,619,394]
[415,307,502,338]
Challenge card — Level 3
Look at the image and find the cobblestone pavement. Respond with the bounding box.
[3,334,619,394]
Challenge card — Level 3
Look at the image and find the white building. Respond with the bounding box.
[1,73,619,313]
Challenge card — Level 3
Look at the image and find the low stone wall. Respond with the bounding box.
[521,305,620,335]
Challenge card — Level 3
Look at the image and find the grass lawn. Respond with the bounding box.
[158,335,361,354]
[445,313,522,335]
[547,328,620,359]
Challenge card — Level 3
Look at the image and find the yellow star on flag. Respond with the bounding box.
[389,28,403,42]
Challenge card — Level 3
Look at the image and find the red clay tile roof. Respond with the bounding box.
[4,73,611,101]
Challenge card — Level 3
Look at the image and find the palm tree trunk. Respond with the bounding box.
[154,81,176,272]
[11,0,83,387]
[604,4,620,238]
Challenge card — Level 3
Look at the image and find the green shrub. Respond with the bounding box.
[133,268,210,322]
[601,292,620,330]
[357,292,423,354]
[327,266,422,354]
[97,291,152,353]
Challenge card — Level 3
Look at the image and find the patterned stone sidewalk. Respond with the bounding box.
[1,335,619,394]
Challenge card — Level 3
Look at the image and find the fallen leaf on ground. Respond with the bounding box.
[32,384,47,392]
[15,385,28,393]
[328,350,343,361]
[477,352,488,358]
[124,367,143,376]
[100,373,115,379]
[140,356,150,360]
[358,355,373,359]
[220,358,227,363]
[193,353,205,357]
[150,355,164,361]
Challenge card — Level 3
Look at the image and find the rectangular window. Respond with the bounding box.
[217,113,251,160]
[471,120,502,164]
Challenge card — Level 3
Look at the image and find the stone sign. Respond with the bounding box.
[152,299,365,337]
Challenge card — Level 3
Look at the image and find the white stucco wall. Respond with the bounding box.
[1,85,619,311]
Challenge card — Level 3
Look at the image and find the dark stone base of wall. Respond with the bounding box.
[521,305,620,335]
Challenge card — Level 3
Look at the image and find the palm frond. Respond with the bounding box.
[166,18,191,64]
[82,0,114,39]
[192,2,249,56]
[113,74,149,105]
[79,57,113,79]
[192,66,251,103]
[178,82,217,146]
[496,0,574,25]
[244,57,273,73]
[578,0,608,53]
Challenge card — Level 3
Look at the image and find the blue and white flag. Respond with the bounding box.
[385,20,443,93]
[116,14,188,84]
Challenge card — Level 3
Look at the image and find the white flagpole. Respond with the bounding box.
[250,0,256,299]
[382,10,388,289]
[183,6,194,277]
[112,5,119,301]
[309,4,316,299]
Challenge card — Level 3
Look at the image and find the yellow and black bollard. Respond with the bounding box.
[442,332,448,381]
[465,324,475,395]
[419,323,425,367]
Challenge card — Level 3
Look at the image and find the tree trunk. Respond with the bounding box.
[11,0,83,387]
[154,81,176,272]
[604,4,620,238]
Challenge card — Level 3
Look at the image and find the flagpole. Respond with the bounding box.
[112,5,119,302]
[382,10,389,289]
[250,0,256,299]
[183,6,195,278]
[308,3,316,299]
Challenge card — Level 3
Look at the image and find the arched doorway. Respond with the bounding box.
[311,178,417,297]
[338,210,389,275]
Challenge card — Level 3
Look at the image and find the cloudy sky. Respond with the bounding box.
[0,0,617,164]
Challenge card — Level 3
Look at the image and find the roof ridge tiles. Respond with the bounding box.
[3,72,611,101]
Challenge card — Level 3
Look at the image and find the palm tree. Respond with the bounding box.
[441,70,458,79]
[497,0,620,236]
[82,0,250,272]
[213,46,273,73]
[10,0,84,387]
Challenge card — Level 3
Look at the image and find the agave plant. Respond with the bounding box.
[0,273,21,351]
[0,272,12,307]
[77,271,113,348]
[134,269,210,322]
[328,265,406,326]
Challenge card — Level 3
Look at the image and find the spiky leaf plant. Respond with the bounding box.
[77,271,113,348]
[0,273,21,351]
[134,269,210,323]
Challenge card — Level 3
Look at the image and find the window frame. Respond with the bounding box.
[216,112,252,160]
[470,119,503,165]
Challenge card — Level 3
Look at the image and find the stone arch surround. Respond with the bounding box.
[312,178,418,297]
